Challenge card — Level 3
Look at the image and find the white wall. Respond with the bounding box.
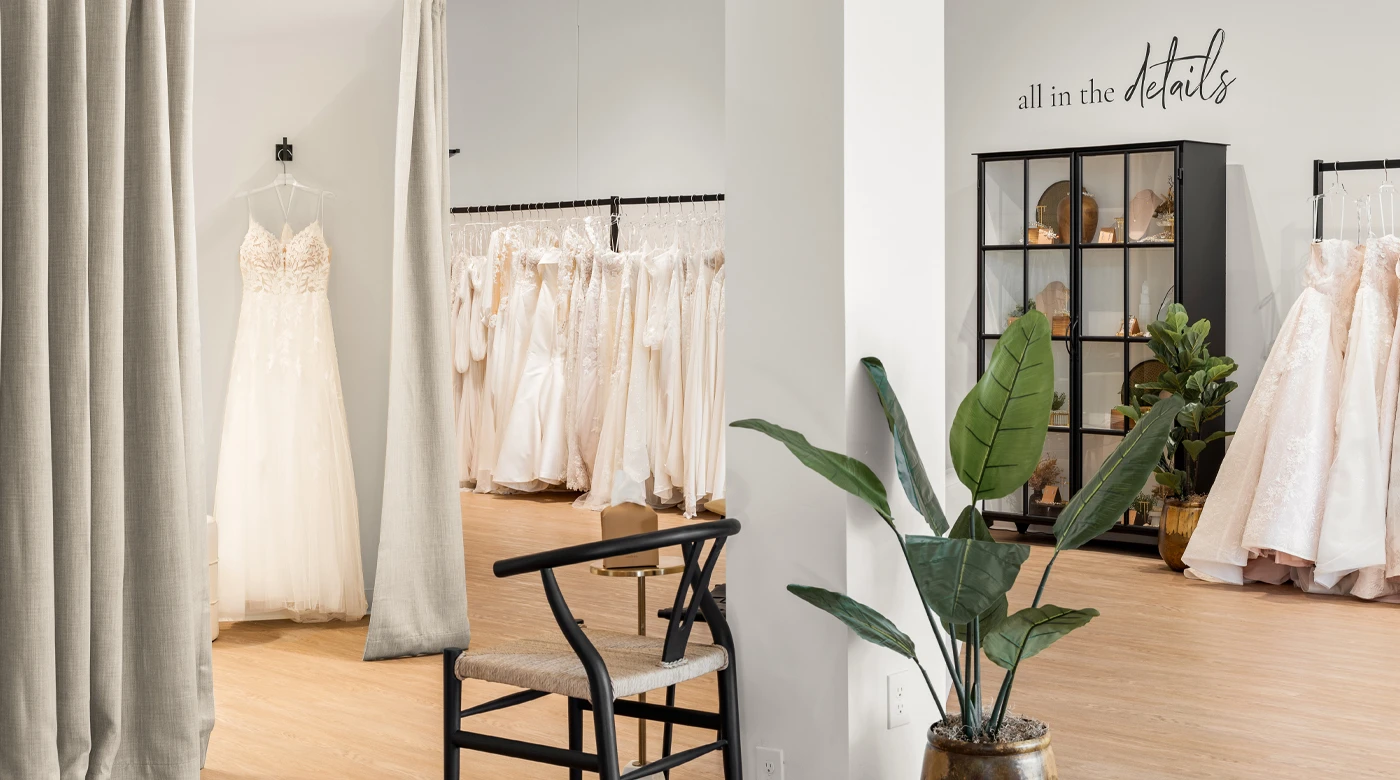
[448,0,724,205]
[194,0,402,594]
[946,2,1400,445]
[844,2,946,776]
[728,1,947,777]
[726,2,850,775]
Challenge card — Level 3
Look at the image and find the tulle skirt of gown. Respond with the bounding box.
[215,290,368,622]
[1183,240,1362,585]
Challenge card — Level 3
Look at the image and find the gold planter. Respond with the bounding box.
[1158,498,1205,571]
[921,727,1056,779]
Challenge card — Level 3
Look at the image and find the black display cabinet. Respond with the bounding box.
[976,140,1227,540]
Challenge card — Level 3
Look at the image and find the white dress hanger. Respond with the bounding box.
[234,142,335,228]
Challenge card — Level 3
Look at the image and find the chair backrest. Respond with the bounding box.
[659,535,727,664]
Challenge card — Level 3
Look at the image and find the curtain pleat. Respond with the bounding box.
[0,0,213,777]
[364,0,470,661]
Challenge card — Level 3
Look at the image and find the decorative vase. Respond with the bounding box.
[921,727,1057,779]
[1158,497,1205,571]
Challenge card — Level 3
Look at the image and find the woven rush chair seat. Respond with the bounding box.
[455,627,729,702]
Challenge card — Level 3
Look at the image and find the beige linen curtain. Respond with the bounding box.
[364,0,471,660]
[0,0,215,777]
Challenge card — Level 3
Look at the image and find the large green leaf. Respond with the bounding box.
[950,311,1054,501]
[732,418,894,524]
[953,593,1007,642]
[1052,394,1185,551]
[948,505,994,542]
[788,585,916,659]
[983,605,1099,671]
[861,357,948,534]
[906,535,1029,624]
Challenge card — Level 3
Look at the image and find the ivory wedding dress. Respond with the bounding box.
[1314,235,1398,589]
[215,199,367,623]
[1182,238,1363,585]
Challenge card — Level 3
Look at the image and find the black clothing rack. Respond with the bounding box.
[450,193,725,252]
[1313,158,1400,240]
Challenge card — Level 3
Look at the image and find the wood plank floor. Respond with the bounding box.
[203,495,1400,778]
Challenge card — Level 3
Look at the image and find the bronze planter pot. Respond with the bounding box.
[921,727,1056,779]
[1158,497,1205,572]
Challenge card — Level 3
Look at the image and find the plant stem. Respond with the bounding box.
[962,623,976,739]
[914,659,948,723]
[971,617,983,736]
[990,553,1060,735]
[989,668,1016,734]
[895,533,966,711]
[1031,549,1060,608]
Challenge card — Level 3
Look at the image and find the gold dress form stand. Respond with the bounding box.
[590,557,686,771]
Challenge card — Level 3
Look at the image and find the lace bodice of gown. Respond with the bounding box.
[240,220,331,294]
[1308,239,1365,331]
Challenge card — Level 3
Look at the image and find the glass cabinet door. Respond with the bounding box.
[1026,157,1072,246]
[1127,151,1176,245]
[1080,154,1125,246]
[984,159,1025,246]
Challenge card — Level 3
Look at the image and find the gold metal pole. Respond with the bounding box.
[638,577,647,765]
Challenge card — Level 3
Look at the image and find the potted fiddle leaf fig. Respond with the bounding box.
[1113,303,1236,570]
[734,310,1182,780]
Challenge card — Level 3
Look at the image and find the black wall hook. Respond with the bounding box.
[275,137,293,163]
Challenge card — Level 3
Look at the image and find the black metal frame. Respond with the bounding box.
[975,140,1227,541]
[450,193,726,254]
[444,519,743,780]
[1312,158,1400,240]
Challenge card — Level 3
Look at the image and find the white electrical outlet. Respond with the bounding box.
[755,746,784,779]
[888,669,914,728]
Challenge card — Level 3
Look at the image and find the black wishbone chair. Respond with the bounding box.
[443,518,742,780]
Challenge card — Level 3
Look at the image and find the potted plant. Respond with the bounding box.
[1027,456,1065,518]
[1113,303,1237,571]
[1005,300,1035,329]
[1129,493,1155,527]
[1049,391,1068,427]
[734,310,1182,779]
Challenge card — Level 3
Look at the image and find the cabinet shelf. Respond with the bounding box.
[976,141,1226,546]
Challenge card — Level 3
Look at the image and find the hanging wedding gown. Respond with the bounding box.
[456,254,489,486]
[564,227,595,490]
[704,262,728,503]
[215,203,367,623]
[579,249,641,509]
[1182,238,1364,585]
[1314,235,1399,590]
[496,247,566,489]
[647,248,684,505]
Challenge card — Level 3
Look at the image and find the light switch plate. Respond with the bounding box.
[888,669,915,728]
[755,746,783,779]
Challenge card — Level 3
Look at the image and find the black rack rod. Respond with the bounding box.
[450,197,616,215]
[449,193,724,215]
[1312,158,1400,239]
[617,193,725,206]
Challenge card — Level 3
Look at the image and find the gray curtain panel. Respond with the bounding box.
[0,0,215,777]
[364,0,471,661]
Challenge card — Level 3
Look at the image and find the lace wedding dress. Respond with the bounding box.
[1182,238,1363,585]
[215,203,368,623]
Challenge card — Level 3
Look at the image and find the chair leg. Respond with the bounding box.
[718,667,742,780]
[569,697,585,780]
[661,685,676,780]
[443,649,463,780]
[592,697,622,780]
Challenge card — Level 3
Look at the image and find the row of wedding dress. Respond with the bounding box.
[448,217,725,517]
[1182,228,1400,601]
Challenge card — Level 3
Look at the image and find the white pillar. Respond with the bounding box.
[727,0,946,776]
